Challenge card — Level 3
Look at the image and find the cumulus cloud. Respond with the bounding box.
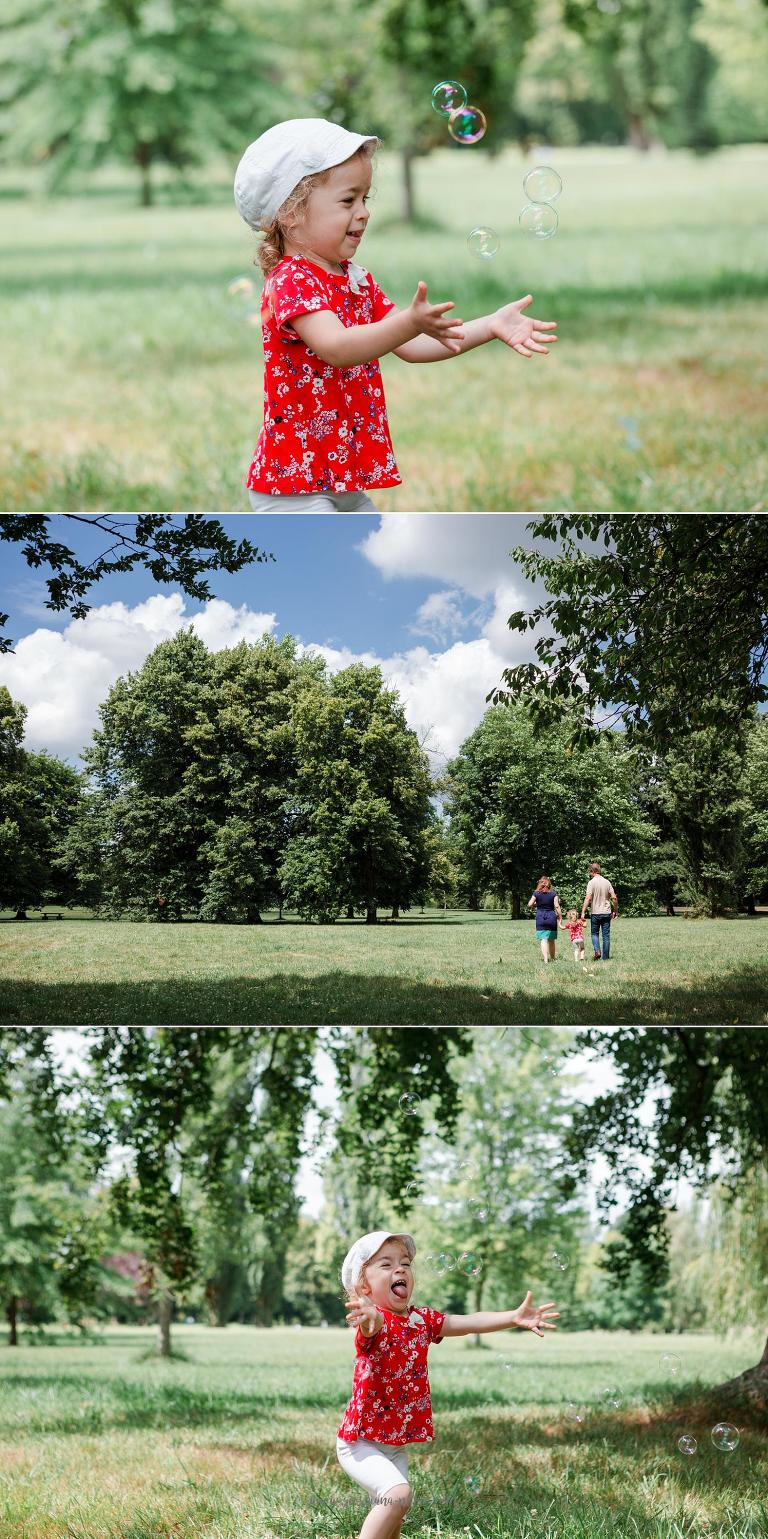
[408,589,476,645]
[0,595,277,762]
[357,514,543,600]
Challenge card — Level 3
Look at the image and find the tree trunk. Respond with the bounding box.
[157,1291,173,1358]
[135,143,153,207]
[366,905,378,924]
[510,892,521,920]
[710,1330,768,1409]
[391,905,399,920]
[346,904,355,920]
[278,898,284,921]
[627,113,651,152]
[247,910,263,924]
[14,909,27,920]
[7,1295,18,1346]
[472,1275,485,1349]
[401,145,416,223]
[745,895,756,915]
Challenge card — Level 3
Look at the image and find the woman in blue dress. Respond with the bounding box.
[527,875,563,964]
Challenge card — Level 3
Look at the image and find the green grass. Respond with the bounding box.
[2,909,767,1024]
[0,1325,765,1539]
[1,145,766,511]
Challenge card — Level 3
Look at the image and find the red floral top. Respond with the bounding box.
[247,256,402,496]
[564,919,585,942]
[337,1304,445,1446]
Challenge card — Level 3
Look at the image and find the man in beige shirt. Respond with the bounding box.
[581,862,618,961]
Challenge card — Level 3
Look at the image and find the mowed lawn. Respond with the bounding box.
[2,911,767,1025]
[0,1324,765,1539]
[1,145,766,512]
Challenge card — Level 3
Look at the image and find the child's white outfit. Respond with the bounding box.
[248,490,377,511]
[336,1302,445,1502]
[246,257,401,500]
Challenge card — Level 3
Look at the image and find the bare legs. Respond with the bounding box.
[540,937,556,963]
[358,1485,412,1539]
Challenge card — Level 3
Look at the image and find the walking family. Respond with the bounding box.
[527,862,619,964]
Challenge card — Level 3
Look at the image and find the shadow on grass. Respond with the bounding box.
[2,966,767,1025]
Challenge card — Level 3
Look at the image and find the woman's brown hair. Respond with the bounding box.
[256,142,379,279]
[535,876,552,891]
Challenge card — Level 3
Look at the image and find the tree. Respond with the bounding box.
[658,711,747,915]
[0,688,84,918]
[564,1028,768,1406]
[446,704,658,917]
[283,662,433,923]
[0,515,272,653]
[741,715,768,912]
[0,0,286,206]
[492,516,768,746]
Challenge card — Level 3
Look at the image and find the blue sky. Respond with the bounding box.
[0,514,546,768]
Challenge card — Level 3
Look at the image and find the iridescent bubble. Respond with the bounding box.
[431,80,468,117]
[244,309,260,327]
[600,1386,623,1410]
[711,1423,739,1452]
[448,106,487,145]
[467,226,500,260]
[565,1402,587,1425]
[523,166,562,204]
[464,1474,483,1494]
[399,1092,422,1115]
[422,1253,439,1273]
[519,204,558,239]
[678,1434,697,1456]
[436,1250,456,1275]
[550,1250,569,1271]
[404,1181,419,1201]
[227,275,254,299]
[467,1198,489,1223]
[457,1250,483,1278]
[660,1352,681,1379]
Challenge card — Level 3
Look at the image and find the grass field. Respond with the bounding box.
[0,1324,765,1539]
[1,145,767,512]
[2,910,767,1025]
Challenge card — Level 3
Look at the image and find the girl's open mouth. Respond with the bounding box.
[391,1280,407,1298]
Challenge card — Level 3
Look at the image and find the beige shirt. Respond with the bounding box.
[584,875,616,915]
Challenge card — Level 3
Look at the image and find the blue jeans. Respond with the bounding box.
[591,914,612,958]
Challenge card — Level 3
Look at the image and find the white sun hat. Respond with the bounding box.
[234,118,379,230]
[341,1231,416,1296]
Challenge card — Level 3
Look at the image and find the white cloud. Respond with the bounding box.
[409,589,474,644]
[358,514,543,600]
[0,595,277,762]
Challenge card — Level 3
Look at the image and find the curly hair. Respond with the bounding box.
[255,142,379,278]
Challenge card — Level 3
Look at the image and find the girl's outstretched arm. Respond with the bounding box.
[394,294,557,362]
[441,1293,559,1339]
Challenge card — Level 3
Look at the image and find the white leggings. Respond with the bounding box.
[336,1435,409,1501]
[248,490,378,511]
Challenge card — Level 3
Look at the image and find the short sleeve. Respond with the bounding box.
[355,1321,385,1354]
[369,275,396,323]
[421,1306,446,1343]
[268,261,332,334]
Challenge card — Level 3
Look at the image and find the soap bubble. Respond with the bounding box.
[436,1250,456,1275]
[550,1250,569,1271]
[431,80,467,117]
[711,1423,740,1452]
[660,1352,681,1378]
[399,1092,422,1115]
[244,310,260,327]
[565,1402,587,1425]
[458,1159,478,1179]
[457,1251,483,1277]
[464,1474,483,1494]
[468,226,500,260]
[467,1198,489,1223]
[227,275,254,299]
[422,1253,439,1273]
[448,106,487,145]
[678,1434,697,1456]
[600,1386,623,1410]
[404,1181,419,1201]
[523,166,562,204]
[519,204,558,239]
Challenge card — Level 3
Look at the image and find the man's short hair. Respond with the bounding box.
[589,863,601,874]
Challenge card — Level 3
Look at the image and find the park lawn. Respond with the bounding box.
[1,145,766,512]
[1,911,767,1025]
[0,1324,765,1539]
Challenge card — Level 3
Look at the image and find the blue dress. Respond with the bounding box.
[532,890,559,935]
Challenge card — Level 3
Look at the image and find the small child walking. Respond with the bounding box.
[560,909,586,961]
[337,1230,558,1539]
[234,119,558,510]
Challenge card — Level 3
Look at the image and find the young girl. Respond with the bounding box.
[337,1229,558,1539]
[234,119,558,511]
[560,908,586,961]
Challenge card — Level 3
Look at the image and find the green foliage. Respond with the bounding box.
[741,715,768,905]
[0,688,83,913]
[659,710,747,914]
[0,515,272,654]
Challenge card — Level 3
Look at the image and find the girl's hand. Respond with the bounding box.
[512,1291,559,1337]
[408,281,465,354]
[490,295,558,358]
[345,1292,383,1337]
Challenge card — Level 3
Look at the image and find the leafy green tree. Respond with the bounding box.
[0,0,286,206]
[283,663,433,923]
[0,687,83,918]
[659,711,746,915]
[565,1027,768,1405]
[493,515,768,746]
[741,715,768,911]
[447,704,658,917]
[0,515,272,653]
